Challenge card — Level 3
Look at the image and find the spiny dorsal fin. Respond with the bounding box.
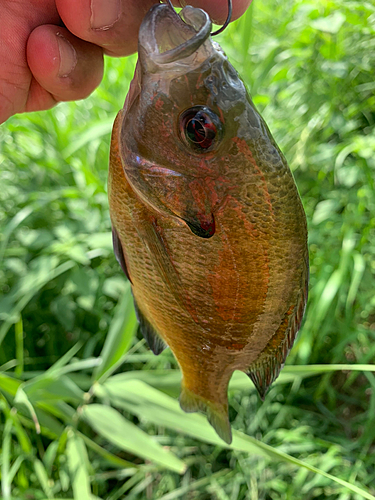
[112,225,167,355]
[133,299,167,356]
[112,227,132,284]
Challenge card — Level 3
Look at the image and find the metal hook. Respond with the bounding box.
[211,0,232,36]
[164,0,232,36]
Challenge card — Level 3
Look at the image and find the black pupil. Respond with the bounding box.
[180,107,220,151]
[186,118,207,144]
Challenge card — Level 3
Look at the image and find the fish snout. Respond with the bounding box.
[138,3,212,70]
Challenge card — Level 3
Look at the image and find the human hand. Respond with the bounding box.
[0,0,252,124]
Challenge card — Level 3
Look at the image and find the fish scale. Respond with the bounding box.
[108,3,308,444]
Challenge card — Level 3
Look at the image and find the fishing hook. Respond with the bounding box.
[164,0,232,36]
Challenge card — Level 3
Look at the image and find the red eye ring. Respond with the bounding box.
[179,106,222,152]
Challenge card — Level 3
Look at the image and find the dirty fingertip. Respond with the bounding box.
[27,24,104,103]
[56,33,78,77]
[90,0,121,30]
[183,0,252,24]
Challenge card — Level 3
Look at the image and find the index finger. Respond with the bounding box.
[178,0,252,24]
[56,0,252,58]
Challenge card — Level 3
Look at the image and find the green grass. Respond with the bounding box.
[1,0,375,498]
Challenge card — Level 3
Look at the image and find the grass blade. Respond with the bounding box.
[81,404,186,474]
[14,387,40,434]
[0,373,22,397]
[66,430,93,500]
[0,259,76,345]
[14,315,24,377]
[8,456,24,486]
[102,364,375,397]
[45,342,83,377]
[93,283,137,383]
[34,458,54,499]
[0,206,33,264]
[77,431,139,470]
[100,379,375,499]
[1,419,13,500]
[158,469,232,500]
[62,117,114,158]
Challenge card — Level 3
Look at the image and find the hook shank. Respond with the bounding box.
[164,0,232,36]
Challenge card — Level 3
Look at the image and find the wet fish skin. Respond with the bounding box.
[108,4,308,444]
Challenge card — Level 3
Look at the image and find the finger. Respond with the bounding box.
[26,24,104,104]
[56,0,157,57]
[178,0,252,24]
[56,0,252,58]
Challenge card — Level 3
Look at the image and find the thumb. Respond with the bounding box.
[27,24,104,107]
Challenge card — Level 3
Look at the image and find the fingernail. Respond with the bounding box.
[56,33,77,78]
[90,0,121,30]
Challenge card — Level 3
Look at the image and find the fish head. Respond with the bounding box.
[117,3,262,231]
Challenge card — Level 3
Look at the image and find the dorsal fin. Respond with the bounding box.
[112,227,132,284]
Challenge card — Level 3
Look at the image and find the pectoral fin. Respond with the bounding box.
[138,216,183,299]
[132,209,198,323]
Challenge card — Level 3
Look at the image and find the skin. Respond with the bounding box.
[109,5,308,443]
[0,0,251,124]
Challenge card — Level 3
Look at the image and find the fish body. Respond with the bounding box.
[109,4,308,443]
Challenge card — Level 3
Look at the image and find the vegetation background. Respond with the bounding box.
[1,0,375,498]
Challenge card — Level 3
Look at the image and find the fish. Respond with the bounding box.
[108,3,309,444]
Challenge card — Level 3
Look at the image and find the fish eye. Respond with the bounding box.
[179,106,222,152]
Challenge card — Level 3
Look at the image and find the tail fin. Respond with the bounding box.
[179,385,232,444]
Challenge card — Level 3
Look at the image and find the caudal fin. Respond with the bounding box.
[179,385,232,444]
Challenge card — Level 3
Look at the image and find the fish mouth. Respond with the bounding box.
[139,3,212,66]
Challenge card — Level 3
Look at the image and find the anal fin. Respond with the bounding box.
[247,353,286,401]
[133,299,167,356]
[247,277,308,399]
[247,319,300,399]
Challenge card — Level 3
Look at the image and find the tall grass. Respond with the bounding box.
[1,0,375,498]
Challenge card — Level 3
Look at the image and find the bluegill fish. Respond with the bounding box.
[109,3,308,444]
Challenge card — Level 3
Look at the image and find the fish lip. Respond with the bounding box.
[139,3,212,66]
